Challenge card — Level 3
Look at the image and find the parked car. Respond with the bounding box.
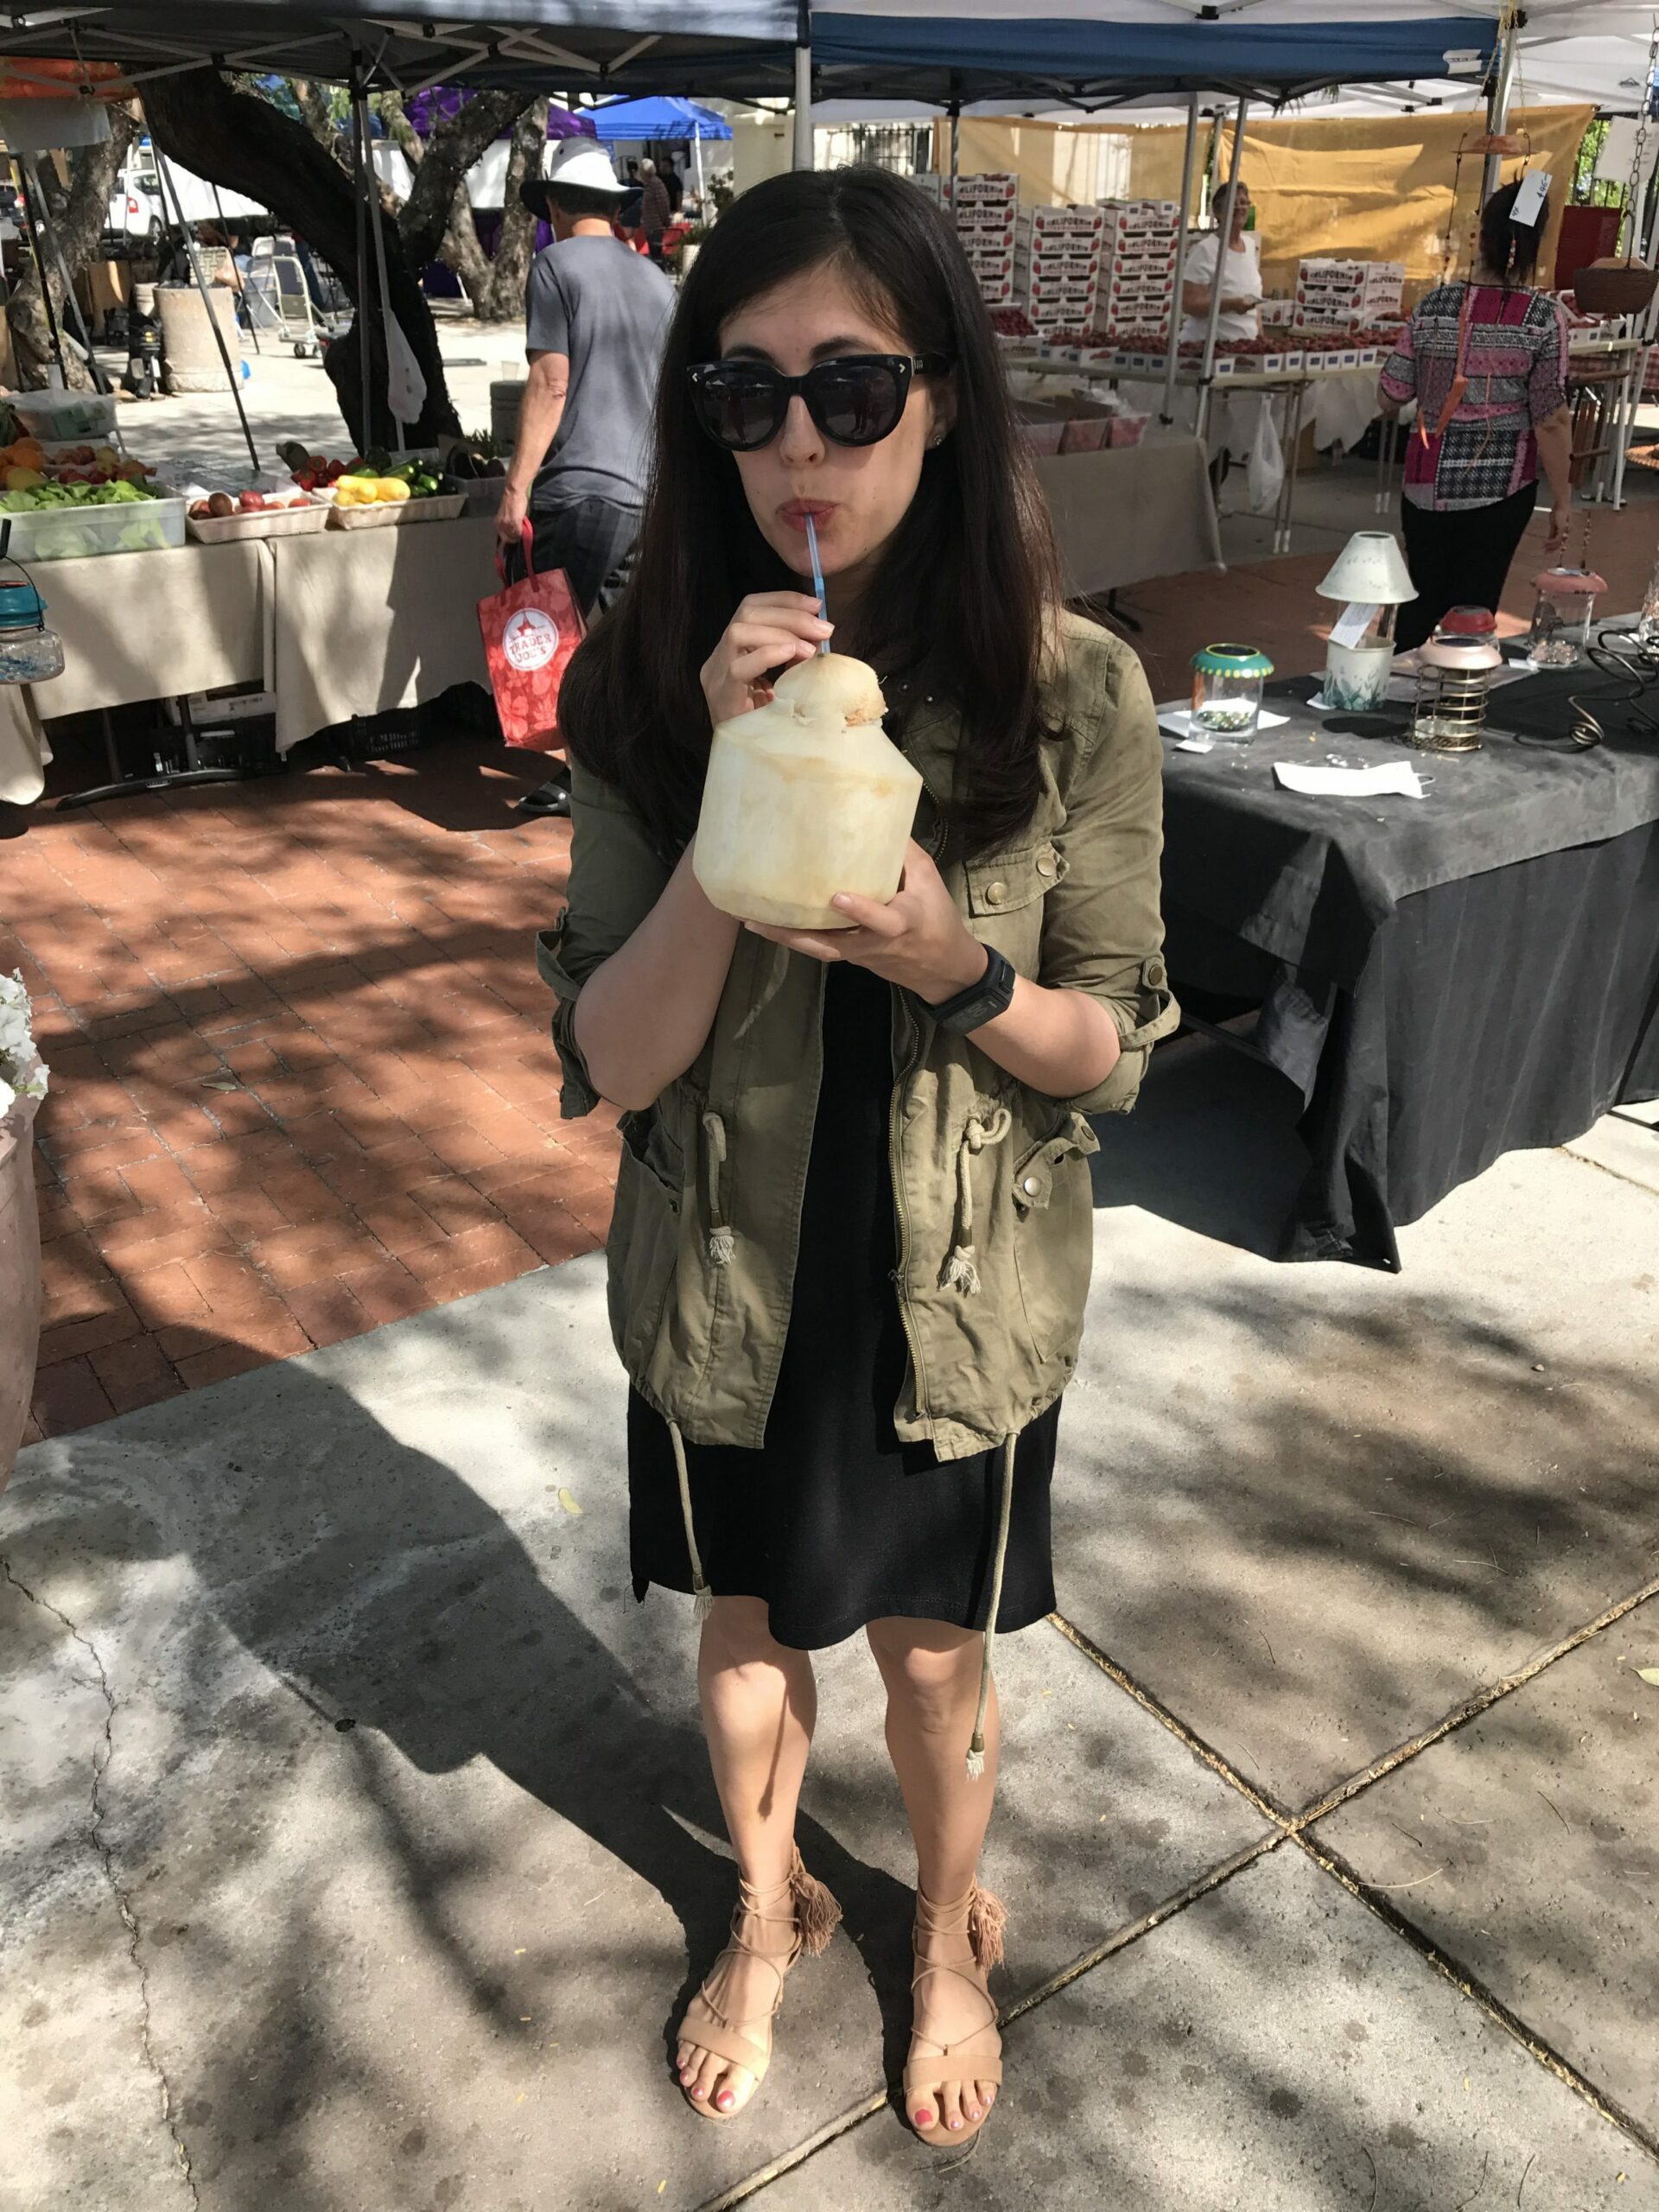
[104,137,264,248]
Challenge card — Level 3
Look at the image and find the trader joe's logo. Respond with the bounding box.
[502,607,561,671]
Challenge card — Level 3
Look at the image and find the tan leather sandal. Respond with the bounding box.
[904,1882,1006,2147]
[677,1848,841,2120]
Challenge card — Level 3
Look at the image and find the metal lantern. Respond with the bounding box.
[1190,643,1274,747]
[1411,607,1501,753]
[1529,566,1607,669]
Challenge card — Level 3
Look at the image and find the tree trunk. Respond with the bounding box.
[440,181,494,315]
[144,67,455,449]
[7,108,137,389]
[392,88,531,276]
[482,99,549,322]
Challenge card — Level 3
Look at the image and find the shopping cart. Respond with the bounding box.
[245,234,350,359]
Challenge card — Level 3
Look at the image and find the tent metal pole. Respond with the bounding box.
[792,1,812,170]
[154,146,261,476]
[212,180,259,354]
[1481,18,1517,202]
[948,95,960,192]
[349,78,374,451]
[361,102,407,453]
[1161,91,1201,428]
[1196,95,1249,446]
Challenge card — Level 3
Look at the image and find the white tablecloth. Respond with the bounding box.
[0,518,501,804]
[1033,435,1223,599]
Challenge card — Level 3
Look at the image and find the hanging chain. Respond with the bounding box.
[1625,14,1659,261]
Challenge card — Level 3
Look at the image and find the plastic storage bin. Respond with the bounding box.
[0,490,187,562]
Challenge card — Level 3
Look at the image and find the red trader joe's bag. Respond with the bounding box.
[477,522,585,750]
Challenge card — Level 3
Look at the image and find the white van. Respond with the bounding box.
[106,136,265,244]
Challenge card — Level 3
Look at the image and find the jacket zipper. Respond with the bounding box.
[887,990,926,1418]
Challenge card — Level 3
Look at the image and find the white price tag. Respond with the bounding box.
[1511,170,1551,227]
[1328,601,1379,651]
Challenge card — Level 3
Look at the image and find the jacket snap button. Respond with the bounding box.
[985,880,1008,906]
[1036,851,1057,879]
[1022,1175,1040,1196]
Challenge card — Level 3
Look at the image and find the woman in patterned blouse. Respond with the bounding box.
[1377,179,1573,651]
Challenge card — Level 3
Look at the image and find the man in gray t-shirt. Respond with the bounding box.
[498,140,672,606]
[497,138,673,813]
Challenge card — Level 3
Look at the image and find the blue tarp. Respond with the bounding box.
[589,95,733,140]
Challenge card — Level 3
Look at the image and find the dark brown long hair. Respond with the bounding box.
[558,166,1059,862]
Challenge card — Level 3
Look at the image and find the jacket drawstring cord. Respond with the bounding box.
[702,1111,734,1266]
[943,1106,1012,1294]
[967,1431,1018,1780]
[668,1418,714,1623]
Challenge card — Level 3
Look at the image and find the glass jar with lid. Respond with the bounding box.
[1410,606,1502,753]
[1529,566,1606,669]
[1190,644,1274,748]
[0,565,64,686]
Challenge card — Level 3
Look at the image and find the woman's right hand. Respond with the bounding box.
[1543,499,1571,556]
[700,592,833,725]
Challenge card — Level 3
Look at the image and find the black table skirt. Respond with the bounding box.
[1164,817,1659,1269]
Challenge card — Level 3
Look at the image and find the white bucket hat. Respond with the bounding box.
[542,137,628,198]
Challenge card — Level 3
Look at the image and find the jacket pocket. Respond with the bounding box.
[963,842,1068,974]
[1010,1108,1099,1373]
[607,1102,688,1376]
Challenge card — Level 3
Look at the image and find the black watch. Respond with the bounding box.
[923,944,1016,1033]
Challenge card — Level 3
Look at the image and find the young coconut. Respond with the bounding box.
[694,650,922,931]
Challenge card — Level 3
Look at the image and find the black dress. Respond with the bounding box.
[628,960,1060,1651]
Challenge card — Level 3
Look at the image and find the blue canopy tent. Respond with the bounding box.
[588,95,733,140]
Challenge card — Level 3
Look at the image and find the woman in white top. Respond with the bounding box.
[1179,182,1261,346]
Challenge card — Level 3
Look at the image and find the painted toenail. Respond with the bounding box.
[717,2093,734,2109]
[949,2117,963,2130]
[915,2110,933,2126]
[691,2085,705,2098]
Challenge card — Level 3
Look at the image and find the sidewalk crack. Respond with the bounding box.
[2,1555,200,2210]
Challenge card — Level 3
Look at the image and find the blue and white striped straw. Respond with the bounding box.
[804,513,830,652]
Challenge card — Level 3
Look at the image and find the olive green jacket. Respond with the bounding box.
[536,611,1178,1461]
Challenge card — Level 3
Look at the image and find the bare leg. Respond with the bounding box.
[865,1617,1002,2135]
[677,1595,817,2115]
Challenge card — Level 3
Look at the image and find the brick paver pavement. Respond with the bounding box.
[7,748,616,1440]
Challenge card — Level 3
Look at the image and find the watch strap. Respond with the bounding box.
[925,944,1016,1033]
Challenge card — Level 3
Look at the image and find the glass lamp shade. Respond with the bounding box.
[1315,531,1418,607]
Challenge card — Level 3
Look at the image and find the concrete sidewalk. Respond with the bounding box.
[3,1039,1656,2212]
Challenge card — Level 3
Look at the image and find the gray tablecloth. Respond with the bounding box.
[1160,672,1659,992]
[1033,435,1222,601]
[1157,665,1659,1268]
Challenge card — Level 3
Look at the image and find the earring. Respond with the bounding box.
[929,430,947,449]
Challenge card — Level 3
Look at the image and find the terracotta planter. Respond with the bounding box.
[0,1090,42,1491]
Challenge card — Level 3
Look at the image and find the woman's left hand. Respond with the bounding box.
[746,840,989,1007]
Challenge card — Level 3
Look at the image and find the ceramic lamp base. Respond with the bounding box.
[1323,639,1392,713]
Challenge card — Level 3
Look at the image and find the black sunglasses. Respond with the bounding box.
[687,353,950,452]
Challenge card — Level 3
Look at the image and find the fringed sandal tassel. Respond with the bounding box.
[966,1432,1017,1781]
[787,1850,842,1957]
[668,1418,714,1622]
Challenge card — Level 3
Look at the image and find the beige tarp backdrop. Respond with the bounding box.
[948,105,1595,307]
